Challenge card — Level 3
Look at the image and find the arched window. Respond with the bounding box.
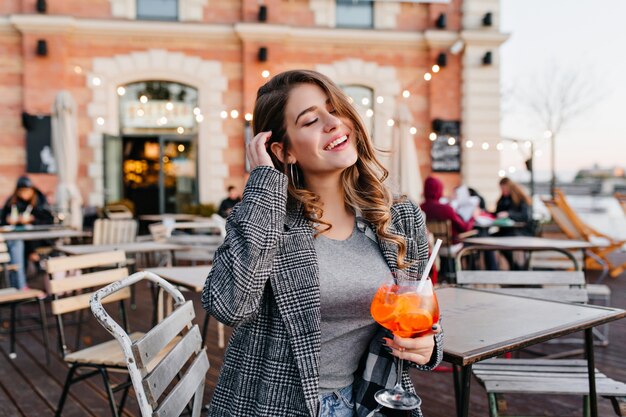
[341,85,374,134]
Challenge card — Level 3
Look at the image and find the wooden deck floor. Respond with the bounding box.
[1,259,625,417]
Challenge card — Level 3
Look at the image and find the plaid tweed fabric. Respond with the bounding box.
[202,166,443,417]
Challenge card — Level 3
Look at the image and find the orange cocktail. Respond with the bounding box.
[371,284,440,338]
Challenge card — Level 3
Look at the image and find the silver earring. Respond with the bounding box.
[288,163,301,188]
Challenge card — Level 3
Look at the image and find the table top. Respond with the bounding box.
[56,241,187,255]
[139,214,200,222]
[437,286,626,366]
[144,266,212,292]
[462,236,597,250]
[2,229,90,241]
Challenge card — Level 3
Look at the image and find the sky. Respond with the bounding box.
[499,0,626,182]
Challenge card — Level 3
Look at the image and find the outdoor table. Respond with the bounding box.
[1,229,90,241]
[138,214,199,222]
[143,265,224,347]
[144,265,211,292]
[461,236,599,271]
[55,241,187,256]
[437,286,626,417]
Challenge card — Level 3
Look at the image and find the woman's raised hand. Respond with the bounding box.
[247,131,274,170]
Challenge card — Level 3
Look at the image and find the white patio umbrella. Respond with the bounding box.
[390,104,423,204]
[51,91,83,230]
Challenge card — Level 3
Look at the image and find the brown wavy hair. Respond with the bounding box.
[252,69,409,268]
[499,177,531,206]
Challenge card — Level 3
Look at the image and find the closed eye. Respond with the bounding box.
[303,118,318,126]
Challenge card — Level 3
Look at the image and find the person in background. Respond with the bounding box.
[421,176,476,243]
[493,177,533,269]
[494,177,532,225]
[450,184,480,223]
[0,175,54,289]
[217,185,241,218]
[202,69,442,417]
[468,187,486,210]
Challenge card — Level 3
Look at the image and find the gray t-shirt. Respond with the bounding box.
[315,222,391,392]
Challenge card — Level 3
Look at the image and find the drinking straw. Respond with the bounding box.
[417,239,442,292]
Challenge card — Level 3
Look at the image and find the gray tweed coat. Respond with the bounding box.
[202,166,443,417]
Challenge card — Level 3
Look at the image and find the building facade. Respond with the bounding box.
[0,0,507,215]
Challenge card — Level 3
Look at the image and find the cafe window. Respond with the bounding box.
[137,0,178,21]
[341,85,374,134]
[336,0,373,28]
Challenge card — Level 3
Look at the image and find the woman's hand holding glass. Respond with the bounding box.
[382,322,440,366]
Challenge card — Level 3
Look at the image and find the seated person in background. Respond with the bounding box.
[450,184,480,222]
[493,177,533,270]
[468,186,486,210]
[421,176,477,280]
[217,185,242,218]
[421,176,476,243]
[0,175,54,289]
[494,177,532,230]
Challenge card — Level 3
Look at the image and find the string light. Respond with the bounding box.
[193,107,201,115]
[508,166,516,174]
[498,169,506,178]
[424,73,432,81]
[496,142,504,151]
[465,140,474,148]
[91,76,101,86]
[74,66,82,74]
[177,127,184,134]
[117,86,126,96]
[429,132,437,141]
[431,65,440,73]
[230,110,239,119]
[245,113,253,121]
[365,109,374,118]
[402,90,410,98]
[140,95,148,104]
[165,102,174,111]
[361,97,370,106]
[96,117,104,125]
[387,119,395,127]
[481,142,490,150]
[447,137,456,145]
[220,111,228,119]
[524,140,532,148]
[376,96,384,104]
[409,127,417,135]
[195,114,204,123]
[136,109,144,116]
[511,142,518,150]
[261,70,270,78]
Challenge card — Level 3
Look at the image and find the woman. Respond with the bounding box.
[494,177,532,225]
[202,70,442,417]
[0,175,54,288]
[493,177,533,269]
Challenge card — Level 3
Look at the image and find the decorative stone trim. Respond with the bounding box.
[86,48,227,207]
[316,59,401,170]
[309,0,401,29]
[109,0,208,22]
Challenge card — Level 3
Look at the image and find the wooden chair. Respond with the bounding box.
[91,271,210,417]
[0,234,19,287]
[456,268,626,416]
[93,219,138,245]
[544,190,626,279]
[426,219,476,283]
[103,204,134,220]
[47,250,134,417]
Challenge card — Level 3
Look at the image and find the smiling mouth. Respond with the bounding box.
[324,135,348,151]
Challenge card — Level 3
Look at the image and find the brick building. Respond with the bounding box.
[0,0,507,216]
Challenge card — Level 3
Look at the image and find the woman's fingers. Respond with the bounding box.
[247,131,274,170]
[382,325,439,365]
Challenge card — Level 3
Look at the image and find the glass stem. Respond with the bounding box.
[394,357,405,391]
